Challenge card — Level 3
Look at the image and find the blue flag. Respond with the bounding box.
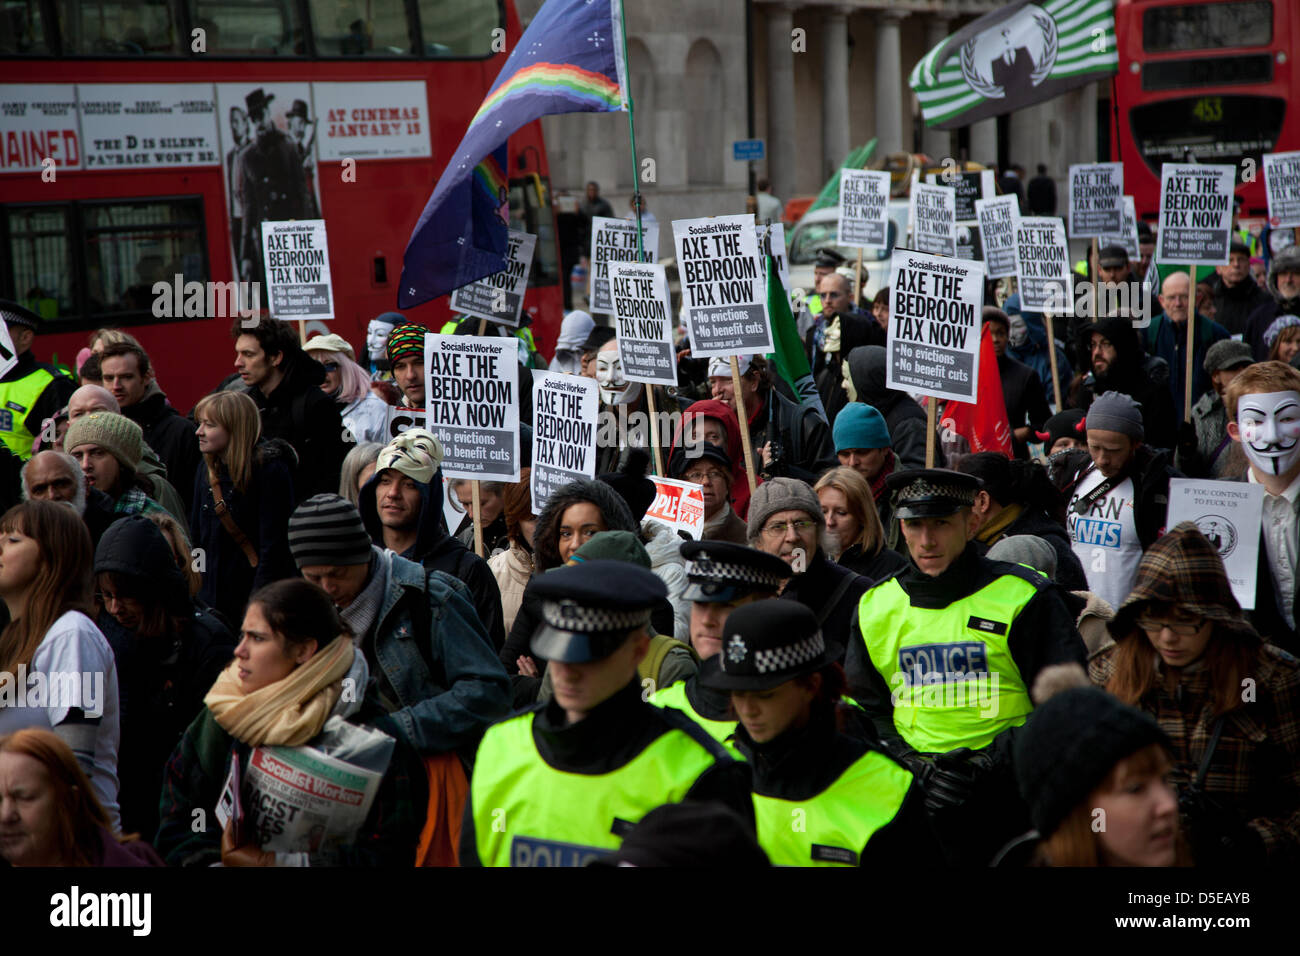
[400,0,629,308]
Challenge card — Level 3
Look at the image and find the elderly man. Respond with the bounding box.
[1210,240,1270,336]
[21,449,119,545]
[1144,271,1230,420]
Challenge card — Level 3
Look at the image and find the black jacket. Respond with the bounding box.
[780,549,873,653]
[1071,315,1179,452]
[82,487,120,548]
[243,352,346,500]
[123,387,202,510]
[1000,506,1089,592]
[846,345,930,470]
[996,353,1051,460]
[1026,174,1056,216]
[1057,443,1181,552]
[1210,273,1271,337]
[1250,536,1300,658]
[750,387,837,484]
[837,543,908,586]
[805,308,885,424]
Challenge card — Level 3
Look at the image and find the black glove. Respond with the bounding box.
[904,747,985,813]
[1176,420,1199,460]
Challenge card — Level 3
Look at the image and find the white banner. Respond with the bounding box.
[1068,162,1124,238]
[531,372,599,514]
[78,84,219,169]
[0,84,81,172]
[449,230,536,328]
[838,169,892,248]
[588,217,658,314]
[1156,163,1236,265]
[886,250,986,403]
[261,219,333,320]
[674,214,771,358]
[423,335,520,481]
[312,81,432,160]
[610,261,675,386]
[1166,479,1264,609]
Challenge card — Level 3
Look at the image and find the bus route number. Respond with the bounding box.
[1192,97,1223,124]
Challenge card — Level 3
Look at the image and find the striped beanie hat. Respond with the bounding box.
[287,494,373,568]
[386,323,428,364]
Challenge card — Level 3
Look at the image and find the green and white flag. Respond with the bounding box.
[910,0,1118,130]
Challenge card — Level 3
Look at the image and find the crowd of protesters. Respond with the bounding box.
[0,223,1298,871]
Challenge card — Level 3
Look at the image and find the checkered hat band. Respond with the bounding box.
[742,631,826,675]
[542,600,651,634]
[685,558,783,590]
[898,478,975,505]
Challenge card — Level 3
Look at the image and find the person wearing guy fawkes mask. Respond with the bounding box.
[593,338,651,475]
[366,312,400,381]
[1224,361,1300,655]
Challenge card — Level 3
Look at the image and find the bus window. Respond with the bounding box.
[57,0,180,55]
[0,0,51,54]
[1142,2,1273,53]
[417,0,500,57]
[187,1,303,56]
[5,206,73,320]
[1130,94,1285,170]
[509,177,558,287]
[307,0,413,56]
[82,199,208,318]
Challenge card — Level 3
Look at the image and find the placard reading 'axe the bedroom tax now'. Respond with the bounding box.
[1263,151,1300,229]
[589,216,659,314]
[909,181,957,257]
[1155,163,1235,265]
[1067,162,1124,238]
[1014,216,1074,314]
[886,249,986,404]
[1166,478,1263,609]
[975,194,1020,279]
[422,334,519,481]
[837,169,892,248]
[610,261,675,386]
[261,219,334,320]
[673,214,771,358]
[530,371,599,514]
[448,230,536,328]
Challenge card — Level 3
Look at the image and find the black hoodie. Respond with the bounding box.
[93,515,236,839]
[243,350,347,499]
[846,346,929,470]
[1073,315,1179,452]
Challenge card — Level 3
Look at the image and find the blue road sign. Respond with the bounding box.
[732,139,765,162]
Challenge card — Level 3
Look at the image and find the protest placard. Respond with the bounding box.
[261,219,333,320]
[384,405,426,441]
[531,371,599,514]
[975,194,1020,279]
[449,230,536,328]
[837,169,892,248]
[909,182,957,257]
[644,476,706,540]
[1068,162,1124,237]
[0,320,17,380]
[673,214,771,358]
[610,261,675,385]
[423,334,519,481]
[1015,216,1073,314]
[925,170,994,223]
[1100,195,1141,260]
[1263,151,1300,229]
[1167,478,1264,608]
[886,250,986,403]
[955,223,983,262]
[1155,163,1235,265]
[755,223,791,293]
[588,217,658,314]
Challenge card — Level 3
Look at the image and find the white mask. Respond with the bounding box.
[595,347,642,405]
[1237,390,1300,477]
[1008,313,1029,348]
[367,320,395,361]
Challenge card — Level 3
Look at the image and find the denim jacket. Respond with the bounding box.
[373,552,512,757]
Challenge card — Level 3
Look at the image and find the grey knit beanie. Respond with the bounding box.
[987,535,1058,581]
[1085,391,1144,441]
[746,477,824,540]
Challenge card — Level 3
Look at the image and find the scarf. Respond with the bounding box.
[204,634,356,747]
[870,451,896,502]
[340,548,389,641]
[975,501,1023,545]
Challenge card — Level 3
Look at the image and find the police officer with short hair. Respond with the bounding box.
[844,468,1086,865]
[650,541,791,751]
[461,560,752,866]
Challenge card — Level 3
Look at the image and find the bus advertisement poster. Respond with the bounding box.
[450,230,536,329]
[530,371,599,514]
[674,214,772,358]
[423,335,519,482]
[0,84,80,173]
[1155,163,1235,265]
[1263,152,1300,229]
[261,220,334,320]
[837,169,892,248]
[975,195,1021,279]
[588,218,659,315]
[1015,216,1074,315]
[610,261,676,386]
[909,182,957,258]
[78,84,220,169]
[312,81,432,161]
[1100,196,1141,260]
[1067,162,1124,238]
[886,249,986,404]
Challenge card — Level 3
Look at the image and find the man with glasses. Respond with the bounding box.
[674,442,745,544]
[1144,271,1230,420]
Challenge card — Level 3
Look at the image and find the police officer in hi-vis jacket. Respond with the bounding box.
[460,560,751,867]
[844,468,1086,865]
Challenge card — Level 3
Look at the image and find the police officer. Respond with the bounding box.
[844,468,1086,865]
[0,300,76,460]
[700,600,931,866]
[650,541,791,751]
[461,560,751,866]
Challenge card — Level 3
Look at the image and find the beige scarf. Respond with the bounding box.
[204,635,357,748]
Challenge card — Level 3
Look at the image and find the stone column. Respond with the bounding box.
[766,2,800,202]
[821,7,851,181]
[874,9,908,157]
[921,14,955,162]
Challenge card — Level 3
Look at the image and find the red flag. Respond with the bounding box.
[941,323,1013,457]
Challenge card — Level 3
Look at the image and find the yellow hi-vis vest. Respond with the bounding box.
[0,367,56,459]
[650,679,741,758]
[859,574,1037,753]
[470,708,726,866]
[753,749,913,866]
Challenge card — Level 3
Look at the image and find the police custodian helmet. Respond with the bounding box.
[529,560,666,663]
[885,468,983,520]
[680,540,791,603]
[698,601,839,692]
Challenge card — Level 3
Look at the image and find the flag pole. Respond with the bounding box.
[1184,265,1195,422]
[1044,310,1063,410]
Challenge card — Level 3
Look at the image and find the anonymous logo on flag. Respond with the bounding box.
[960,6,1057,99]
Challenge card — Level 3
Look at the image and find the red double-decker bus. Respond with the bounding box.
[1110,0,1297,222]
[0,0,563,411]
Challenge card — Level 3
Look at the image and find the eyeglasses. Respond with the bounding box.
[762,519,817,537]
[1136,616,1204,636]
[322,362,340,372]
[684,469,726,484]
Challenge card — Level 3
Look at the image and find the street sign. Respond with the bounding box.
[732,139,765,162]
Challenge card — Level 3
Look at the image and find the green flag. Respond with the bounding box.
[806,140,877,216]
[765,256,827,423]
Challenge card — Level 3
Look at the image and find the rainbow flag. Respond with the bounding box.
[400,0,629,307]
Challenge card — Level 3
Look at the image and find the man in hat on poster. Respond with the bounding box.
[844,467,1085,864]
[0,300,77,460]
[238,88,310,285]
[460,560,751,866]
[286,98,319,218]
